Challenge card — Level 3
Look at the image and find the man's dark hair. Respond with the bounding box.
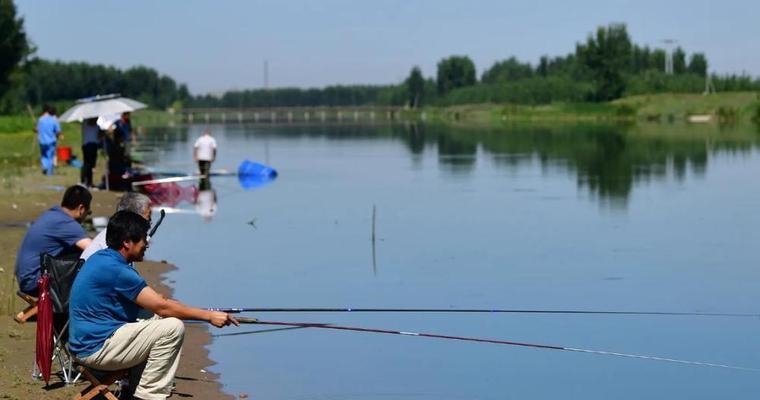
[42,104,52,114]
[106,210,150,250]
[61,185,92,210]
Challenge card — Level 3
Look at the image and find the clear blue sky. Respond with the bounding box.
[16,0,759,94]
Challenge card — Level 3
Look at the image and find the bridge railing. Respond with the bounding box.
[179,106,404,124]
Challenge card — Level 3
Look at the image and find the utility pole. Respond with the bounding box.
[263,60,269,89]
[704,72,716,95]
[661,39,677,75]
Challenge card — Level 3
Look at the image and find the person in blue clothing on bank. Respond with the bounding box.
[69,210,237,400]
[14,185,93,296]
[37,104,62,175]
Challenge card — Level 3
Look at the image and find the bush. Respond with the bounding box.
[441,76,593,106]
[624,71,704,96]
[0,115,33,134]
[750,100,760,123]
[614,104,637,117]
[716,106,738,123]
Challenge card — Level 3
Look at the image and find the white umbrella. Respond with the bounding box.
[59,94,147,122]
[96,113,121,130]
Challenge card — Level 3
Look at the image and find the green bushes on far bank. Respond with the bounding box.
[0,114,34,134]
[440,76,594,106]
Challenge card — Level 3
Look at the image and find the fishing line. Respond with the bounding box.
[234,317,758,372]
[212,326,311,338]
[210,307,759,318]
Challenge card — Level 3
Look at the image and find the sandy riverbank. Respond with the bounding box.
[0,166,232,399]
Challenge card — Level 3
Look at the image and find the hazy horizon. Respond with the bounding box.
[16,0,760,94]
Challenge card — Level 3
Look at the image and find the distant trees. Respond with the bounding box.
[0,0,30,110]
[188,84,407,108]
[185,30,756,109]
[432,23,759,107]
[188,22,759,108]
[0,0,27,87]
[0,0,190,114]
[13,60,186,110]
[481,57,533,83]
[405,66,424,108]
[576,23,632,101]
[436,56,476,95]
[650,49,667,73]
[688,53,708,77]
[2,15,758,114]
[672,47,687,74]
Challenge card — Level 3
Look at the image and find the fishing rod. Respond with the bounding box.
[232,317,758,372]
[147,209,166,242]
[209,307,760,318]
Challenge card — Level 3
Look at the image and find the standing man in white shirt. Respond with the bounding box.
[193,129,217,177]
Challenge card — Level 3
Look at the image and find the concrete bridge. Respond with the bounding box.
[179,106,404,124]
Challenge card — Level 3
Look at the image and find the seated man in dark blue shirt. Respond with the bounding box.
[15,185,93,296]
[69,211,238,400]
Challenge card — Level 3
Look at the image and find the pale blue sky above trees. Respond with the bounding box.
[16,0,759,94]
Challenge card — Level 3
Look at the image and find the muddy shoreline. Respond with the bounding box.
[137,260,234,399]
[0,166,232,399]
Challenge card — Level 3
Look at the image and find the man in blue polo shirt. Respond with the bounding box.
[15,185,92,296]
[69,211,238,400]
[37,104,62,176]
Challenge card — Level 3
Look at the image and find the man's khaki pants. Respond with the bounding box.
[78,317,185,400]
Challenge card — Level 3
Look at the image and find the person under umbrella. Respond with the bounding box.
[80,118,102,188]
[59,95,147,190]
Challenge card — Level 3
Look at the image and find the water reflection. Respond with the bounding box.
[145,122,759,206]
[436,134,477,173]
[139,178,218,221]
[144,121,760,399]
[136,164,277,222]
[397,123,758,204]
[196,178,217,222]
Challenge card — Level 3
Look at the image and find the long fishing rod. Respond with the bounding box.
[233,317,758,372]
[147,209,166,242]
[210,307,759,318]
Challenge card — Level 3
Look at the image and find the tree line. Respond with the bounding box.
[1,0,758,112]
[190,85,406,108]
[11,59,190,111]
[188,24,760,109]
[0,0,189,113]
[420,24,756,107]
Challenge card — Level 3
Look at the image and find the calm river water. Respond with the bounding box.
[144,122,760,399]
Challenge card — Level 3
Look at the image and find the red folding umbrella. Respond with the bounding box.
[35,273,53,383]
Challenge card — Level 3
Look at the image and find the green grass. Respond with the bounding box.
[0,118,82,165]
[131,109,180,127]
[400,92,760,126]
[0,115,36,135]
[409,102,629,125]
[614,91,760,122]
[0,109,178,164]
